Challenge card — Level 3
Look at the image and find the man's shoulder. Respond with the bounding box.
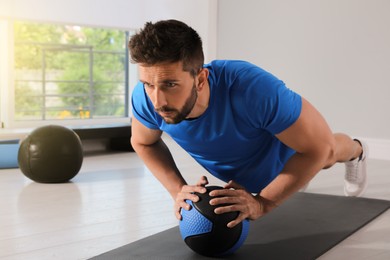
[206,59,257,70]
[206,60,270,78]
[206,60,278,90]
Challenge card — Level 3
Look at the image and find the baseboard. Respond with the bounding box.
[361,137,390,161]
[2,130,389,160]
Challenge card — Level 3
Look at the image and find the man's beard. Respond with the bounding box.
[155,82,198,124]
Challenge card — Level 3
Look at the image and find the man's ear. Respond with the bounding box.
[197,68,209,91]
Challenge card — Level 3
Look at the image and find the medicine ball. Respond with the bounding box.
[18,125,83,183]
[179,186,250,257]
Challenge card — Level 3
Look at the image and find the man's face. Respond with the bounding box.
[139,62,198,124]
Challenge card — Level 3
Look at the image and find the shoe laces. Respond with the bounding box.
[345,159,361,183]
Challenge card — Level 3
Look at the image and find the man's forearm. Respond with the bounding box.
[259,151,326,211]
[131,138,186,199]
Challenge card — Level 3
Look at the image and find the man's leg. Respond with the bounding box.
[300,133,367,196]
[332,133,363,163]
[331,133,368,197]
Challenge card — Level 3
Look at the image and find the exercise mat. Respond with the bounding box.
[0,140,20,169]
[91,192,390,260]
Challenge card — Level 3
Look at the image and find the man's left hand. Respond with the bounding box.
[209,180,275,228]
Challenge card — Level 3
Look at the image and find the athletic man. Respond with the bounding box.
[128,20,368,228]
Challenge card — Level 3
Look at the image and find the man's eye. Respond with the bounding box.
[166,82,177,87]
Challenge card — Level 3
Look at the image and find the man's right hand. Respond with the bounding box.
[174,176,209,220]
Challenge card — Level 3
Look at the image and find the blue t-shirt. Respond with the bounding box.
[132,60,302,193]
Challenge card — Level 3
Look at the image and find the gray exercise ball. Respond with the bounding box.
[18,125,83,183]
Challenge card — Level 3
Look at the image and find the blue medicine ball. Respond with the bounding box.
[179,186,250,257]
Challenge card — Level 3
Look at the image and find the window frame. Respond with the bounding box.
[0,19,137,130]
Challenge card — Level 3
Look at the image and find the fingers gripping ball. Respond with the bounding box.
[179,186,250,257]
[18,125,83,183]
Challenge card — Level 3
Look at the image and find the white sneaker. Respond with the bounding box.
[344,139,368,197]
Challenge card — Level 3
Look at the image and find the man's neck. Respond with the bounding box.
[187,80,210,119]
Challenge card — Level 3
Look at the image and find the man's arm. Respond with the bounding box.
[130,117,207,218]
[210,97,336,227]
[131,117,186,198]
[260,97,335,205]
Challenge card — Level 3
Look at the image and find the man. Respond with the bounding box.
[129,19,368,228]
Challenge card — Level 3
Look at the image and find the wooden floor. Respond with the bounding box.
[1,135,389,260]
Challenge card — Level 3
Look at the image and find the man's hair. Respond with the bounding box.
[128,19,204,77]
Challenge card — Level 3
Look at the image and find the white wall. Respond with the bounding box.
[217,0,390,159]
[0,0,218,62]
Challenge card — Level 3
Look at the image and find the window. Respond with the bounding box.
[1,20,136,128]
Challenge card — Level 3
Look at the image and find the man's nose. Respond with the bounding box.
[153,88,168,108]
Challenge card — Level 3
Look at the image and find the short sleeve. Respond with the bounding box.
[238,66,302,135]
[131,81,161,130]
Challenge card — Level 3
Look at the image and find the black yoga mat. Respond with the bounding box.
[91,192,390,260]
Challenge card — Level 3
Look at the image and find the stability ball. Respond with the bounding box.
[179,186,250,257]
[18,125,83,183]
